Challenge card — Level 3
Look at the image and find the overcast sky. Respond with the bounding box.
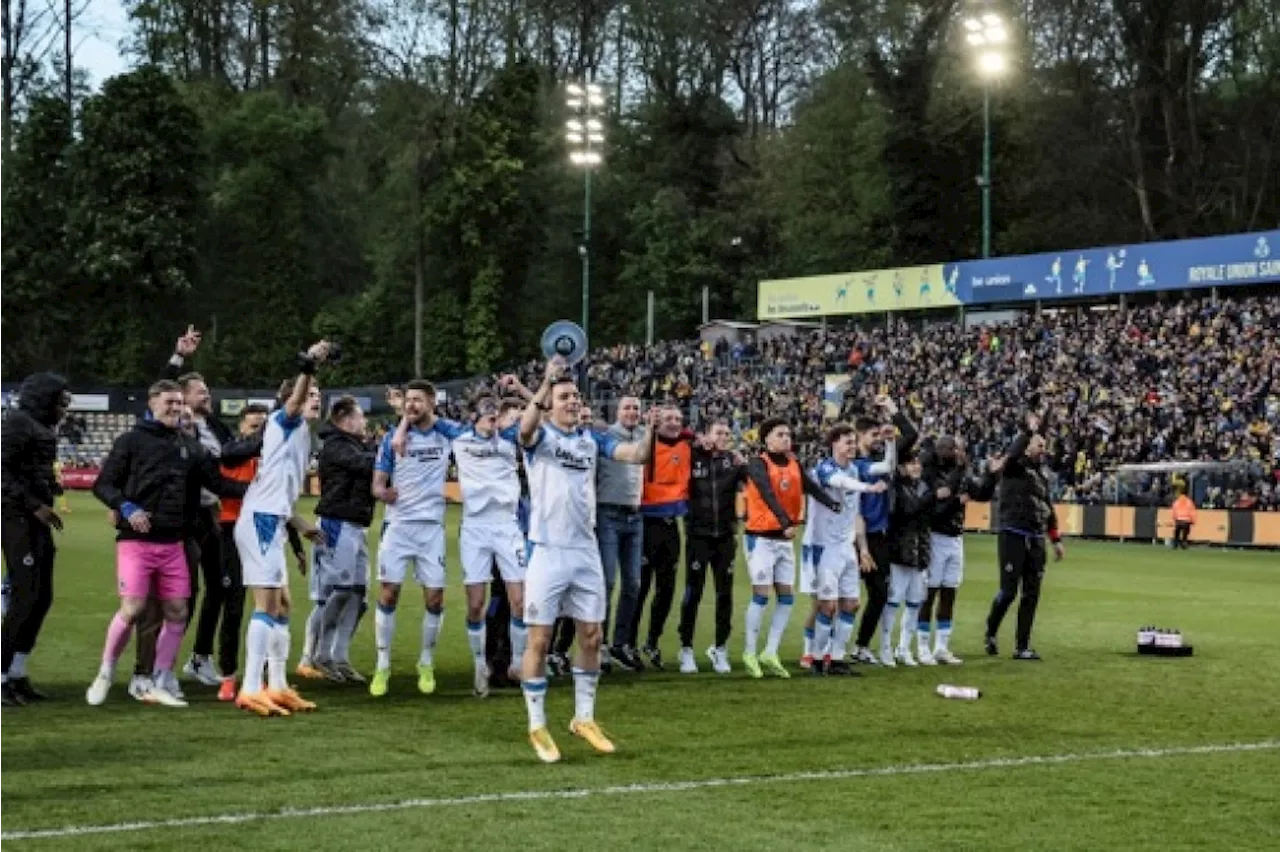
[79,0,131,88]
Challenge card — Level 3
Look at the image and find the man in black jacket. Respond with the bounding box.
[984,413,1066,661]
[914,436,1002,666]
[86,381,246,708]
[297,396,376,683]
[675,419,745,674]
[1,372,71,706]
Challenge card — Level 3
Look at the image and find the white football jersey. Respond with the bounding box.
[376,418,466,524]
[240,410,312,518]
[524,424,620,549]
[803,457,865,549]
[452,425,521,525]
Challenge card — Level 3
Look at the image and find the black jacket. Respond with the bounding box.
[687,445,745,539]
[996,429,1059,536]
[1,373,68,518]
[315,423,377,527]
[93,418,246,543]
[922,442,998,537]
[889,476,937,569]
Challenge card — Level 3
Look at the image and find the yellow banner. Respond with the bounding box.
[757,264,961,319]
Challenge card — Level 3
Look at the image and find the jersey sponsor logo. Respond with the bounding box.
[553,445,592,471]
[405,446,448,462]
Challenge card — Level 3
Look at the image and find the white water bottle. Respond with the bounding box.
[936,684,981,700]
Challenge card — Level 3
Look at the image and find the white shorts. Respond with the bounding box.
[523,543,606,626]
[460,522,527,586]
[310,518,369,602]
[745,536,796,587]
[377,521,446,588]
[889,564,927,606]
[927,533,964,589]
[235,511,289,589]
[810,545,860,603]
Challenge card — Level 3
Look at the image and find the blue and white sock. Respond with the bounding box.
[466,619,485,669]
[522,678,548,731]
[744,594,768,655]
[813,612,834,661]
[935,619,953,653]
[831,611,856,660]
[917,618,932,656]
[803,624,815,658]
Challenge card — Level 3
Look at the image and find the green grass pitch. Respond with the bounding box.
[2,492,1278,850]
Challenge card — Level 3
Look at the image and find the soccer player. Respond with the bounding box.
[451,396,528,697]
[801,424,887,676]
[880,449,949,667]
[297,396,376,684]
[518,358,655,763]
[984,412,1065,660]
[851,399,917,664]
[1,372,70,706]
[914,437,1001,666]
[741,418,841,679]
[230,342,332,716]
[369,379,466,697]
[675,418,744,674]
[86,380,245,707]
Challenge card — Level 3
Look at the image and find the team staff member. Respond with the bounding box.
[984,412,1065,661]
[740,417,841,679]
[675,419,745,675]
[852,397,918,664]
[632,406,692,670]
[1,372,71,707]
[1171,489,1197,549]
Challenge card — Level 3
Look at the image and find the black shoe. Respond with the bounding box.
[984,635,999,656]
[9,677,48,701]
[810,658,827,676]
[827,660,862,677]
[611,646,645,672]
[641,644,665,671]
[2,683,27,707]
[1013,649,1042,661]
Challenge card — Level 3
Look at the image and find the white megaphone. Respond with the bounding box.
[541,320,588,366]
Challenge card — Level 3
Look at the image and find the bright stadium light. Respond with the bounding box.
[962,3,1009,259]
[567,79,606,342]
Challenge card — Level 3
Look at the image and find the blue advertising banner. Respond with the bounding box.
[948,230,1280,305]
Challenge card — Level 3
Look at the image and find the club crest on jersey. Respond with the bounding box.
[779,476,792,490]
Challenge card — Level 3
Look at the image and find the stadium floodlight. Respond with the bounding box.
[963,4,1009,259]
[566,79,606,343]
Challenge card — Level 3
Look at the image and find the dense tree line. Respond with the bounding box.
[3,0,1278,387]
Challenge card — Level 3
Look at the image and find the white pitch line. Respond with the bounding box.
[4,740,1277,841]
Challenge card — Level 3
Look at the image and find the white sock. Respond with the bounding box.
[375,604,396,671]
[764,595,794,655]
[301,605,322,662]
[744,594,768,655]
[572,667,599,721]
[831,611,855,660]
[935,618,953,653]
[881,603,900,657]
[420,608,443,666]
[813,612,834,661]
[242,612,272,694]
[9,652,29,679]
[510,617,528,669]
[267,617,290,690]
[917,619,932,655]
[97,661,115,681]
[522,678,548,731]
[466,619,485,666]
[900,603,920,652]
[802,626,814,658]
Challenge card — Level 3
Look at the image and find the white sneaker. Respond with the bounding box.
[86,673,112,706]
[143,679,188,708]
[473,662,490,698]
[679,647,698,674]
[128,674,156,703]
[917,648,938,666]
[706,645,732,674]
[934,648,964,665]
[183,655,221,687]
[879,648,897,668]
[895,647,918,667]
[156,670,185,699]
[854,646,878,665]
